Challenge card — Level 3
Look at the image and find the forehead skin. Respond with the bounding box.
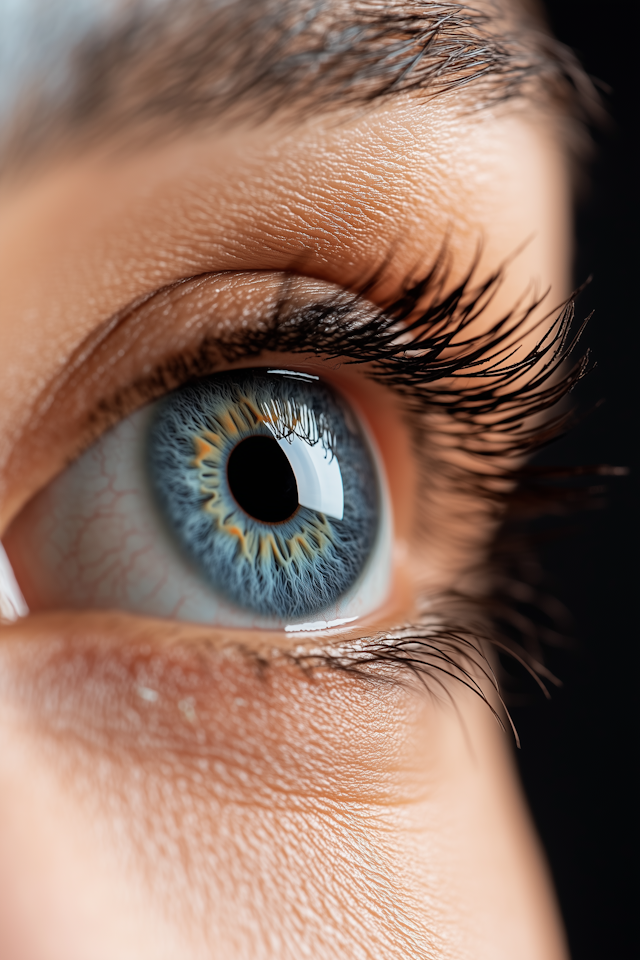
[0,2,571,959]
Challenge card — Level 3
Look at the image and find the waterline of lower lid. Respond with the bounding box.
[285,616,358,633]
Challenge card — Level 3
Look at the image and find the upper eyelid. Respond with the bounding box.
[0,258,583,539]
[26,270,384,444]
[13,252,522,439]
[7,267,384,464]
[9,261,443,464]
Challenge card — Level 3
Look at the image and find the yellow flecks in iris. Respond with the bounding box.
[260,532,293,567]
[305,514,331,551]
[293,534,314,559]
[225,525,252,560]
[259,533,276,564]
[192,435,215,469]
[253,522,328,571]
[200,495,333,569]
[201,436,223,457]
[238,395,268,426]
[192,431,224,470]
[202,492,253,561]
[220,411,240,436]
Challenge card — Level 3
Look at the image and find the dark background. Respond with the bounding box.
[512,2,637,958]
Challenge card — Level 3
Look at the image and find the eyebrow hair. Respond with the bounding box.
[1,0,591,175]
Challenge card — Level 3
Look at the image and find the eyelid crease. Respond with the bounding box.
[0,253,588,539]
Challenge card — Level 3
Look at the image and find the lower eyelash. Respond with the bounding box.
[280,603,519,738]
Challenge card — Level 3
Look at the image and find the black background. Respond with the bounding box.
[513,2,637,958]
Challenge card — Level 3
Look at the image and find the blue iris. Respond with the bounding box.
[147,369,379,620]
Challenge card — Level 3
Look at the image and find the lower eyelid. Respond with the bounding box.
[0,610,416,796]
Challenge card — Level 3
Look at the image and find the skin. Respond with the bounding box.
[0,34,571,960]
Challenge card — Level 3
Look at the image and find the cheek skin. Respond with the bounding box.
[0,613,567,960]
[0,614,443,960]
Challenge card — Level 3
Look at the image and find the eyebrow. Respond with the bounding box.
[1,0,587,174]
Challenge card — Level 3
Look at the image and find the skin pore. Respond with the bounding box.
[0,3,573,958]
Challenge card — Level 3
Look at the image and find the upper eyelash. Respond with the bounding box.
[91,252,588,468]
[110,254,588,508]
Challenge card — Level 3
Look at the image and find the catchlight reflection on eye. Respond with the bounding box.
[4,369,392,630]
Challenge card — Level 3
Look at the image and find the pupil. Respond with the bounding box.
[227,435,299,523]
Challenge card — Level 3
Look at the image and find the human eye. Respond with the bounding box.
[5,356,390,629]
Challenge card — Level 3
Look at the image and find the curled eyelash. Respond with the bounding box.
[209,253,591,504]
[129,253,589,475]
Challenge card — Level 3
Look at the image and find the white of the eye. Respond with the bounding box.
[270,432,344,521]
[0,541,28,622]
